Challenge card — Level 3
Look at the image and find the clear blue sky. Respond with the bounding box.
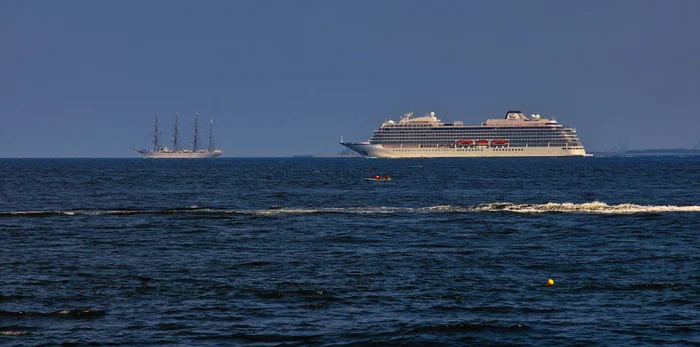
[2,0,699,157]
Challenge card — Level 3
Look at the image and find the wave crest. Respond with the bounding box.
[1,202,699,216]
[0,308,105,319]
[473,201,700,214]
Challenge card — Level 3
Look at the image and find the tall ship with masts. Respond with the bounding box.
[341,110,587,158]
[131,113,222,158]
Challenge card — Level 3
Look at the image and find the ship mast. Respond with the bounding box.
[208,119,214,152]
[173,113,179,151]
[153,114,160,151]
[193,113,199,152]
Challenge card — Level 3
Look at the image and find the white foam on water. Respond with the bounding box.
[472,201,700,214]
[0,331,27,336]
[255,208,323,215]
[425,205,454,211]
[2,202,699,216]
[240,202,700,215]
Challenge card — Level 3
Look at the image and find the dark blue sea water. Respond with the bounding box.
[1,157,699,346]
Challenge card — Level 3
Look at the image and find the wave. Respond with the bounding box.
[0,308,105,319]
[1,202,699,217]
[0,325,36,336]
[471,202,700,214]
[578,282,688,291]
[406,321,529,333]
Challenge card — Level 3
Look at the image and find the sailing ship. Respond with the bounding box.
[130,113,222,158]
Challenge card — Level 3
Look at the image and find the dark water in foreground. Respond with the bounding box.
[1,157,698,346]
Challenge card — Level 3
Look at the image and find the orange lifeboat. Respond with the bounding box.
[492,140,508,145]
[476,140,489,145]
[457,140,473,145]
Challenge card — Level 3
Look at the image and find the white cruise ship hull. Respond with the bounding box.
[141,152,222,159]
[341,142,587,158]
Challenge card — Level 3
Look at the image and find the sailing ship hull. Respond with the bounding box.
[141,151,222,159]
[341,142,587,158]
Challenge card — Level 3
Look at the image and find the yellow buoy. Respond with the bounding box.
[547,278,554,286]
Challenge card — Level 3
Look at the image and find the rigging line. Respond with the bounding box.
[136,128,155,150]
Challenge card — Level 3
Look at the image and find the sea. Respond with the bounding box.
[1,157,698,346]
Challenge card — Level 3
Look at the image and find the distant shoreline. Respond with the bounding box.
[293,154,362,158]
[2,149,699,159]
[590,149,700,156]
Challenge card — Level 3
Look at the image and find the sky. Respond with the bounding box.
[1,0,699,157]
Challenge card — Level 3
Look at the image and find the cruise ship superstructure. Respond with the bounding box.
[341,111,587,158]
[130,113,222,159]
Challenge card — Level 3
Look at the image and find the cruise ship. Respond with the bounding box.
[341,110,587,158]
[130,113,222,159]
